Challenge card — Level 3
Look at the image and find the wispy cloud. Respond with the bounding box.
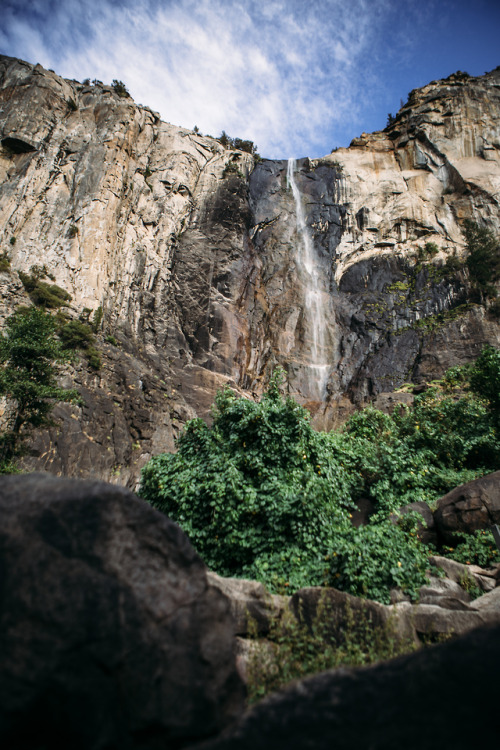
[0,0,399,157]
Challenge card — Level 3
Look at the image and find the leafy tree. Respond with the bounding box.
[469,344,500,425]
[111,79,130,98]
[0,307,77,470]
[464,219,500,300]
[140,371,435,601]
[141,371,356,583]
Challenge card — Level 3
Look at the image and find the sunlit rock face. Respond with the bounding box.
[0,56,499,484]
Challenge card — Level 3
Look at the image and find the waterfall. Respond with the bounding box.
[286,158,329,399]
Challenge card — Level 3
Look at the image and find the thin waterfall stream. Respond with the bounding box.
[286,158,330,399]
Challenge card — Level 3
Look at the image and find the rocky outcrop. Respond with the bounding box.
[188,623,500,750]
[433,470,500,543]
[0,473,245,749]
[1,57,499,483]
[207,572,288,636]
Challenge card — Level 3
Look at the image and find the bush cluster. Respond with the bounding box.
[217,130,259,157]
[140,352,500,603]
[19,267,72,309]
[464,220,500,301]
[0,252,11,272]
[0,307,78,470]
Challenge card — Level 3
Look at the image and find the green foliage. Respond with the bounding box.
[247,600,417,704]
[464,220,500,299]
[443,529,500,568]
[19,268,72,309]
[222,161,243,179]
[417,242,439,261]
[86,345,102,370]
[59,319,94,349]
[342,393,499,516]
[217,130,259,157]
[0,307,78,469]
[443,252,463,274]
[141,349,500,604]
[468,344,500,425]
[67,224,78,238]
[59,318,101,370]
[9,237,16,246]
[67,98,78,112]
[327,517,431,603]
[91,305,103,333]
[111,79,130,97]
[141,370,356,581]
[0,252,11,272]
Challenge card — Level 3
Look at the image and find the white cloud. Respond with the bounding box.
[0,0,396,157]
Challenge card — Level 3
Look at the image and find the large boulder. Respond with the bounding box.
[207,572,288,636]
[429,554,500,592]
[0,473,245,749]
[189,623,500,749]
[291,587,417,646]
[434,471,500,544]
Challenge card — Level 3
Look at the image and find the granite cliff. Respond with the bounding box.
[0,55,499,485]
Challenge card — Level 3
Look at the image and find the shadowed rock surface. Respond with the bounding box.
[0,474,245,749]
[188,623,500,750]
[434,470,500,543]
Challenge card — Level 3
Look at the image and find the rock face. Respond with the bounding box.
[0,473,245,749]
[1,56,499,483]
[434,470,500,543]
[188,623,500,750]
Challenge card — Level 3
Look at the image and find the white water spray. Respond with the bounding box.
[286,158,329,399]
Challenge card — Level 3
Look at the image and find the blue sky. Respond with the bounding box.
[1,0,499,159]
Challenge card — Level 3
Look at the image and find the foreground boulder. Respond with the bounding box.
[0,474,244,749]
[434,471,500,544]
[190,623,500,749]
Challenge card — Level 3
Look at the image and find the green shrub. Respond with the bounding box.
[141,371,356,580]
[86,345,101,370]
[111,79,130,98]
[141,351,500,604]
[327,517,431,603]
[0,252,11,272]
[91,305,103,333]
[59,318,101,370]
[443,529,500,568]
[217,130,259,157]
[464,220,500,298]
[30,282,72,308]
[417,242,439,261]
[0,306,78,469]
[19,268,71,309]
[469,344,500,425]
[222,161,243,179]
[59,319,94,349]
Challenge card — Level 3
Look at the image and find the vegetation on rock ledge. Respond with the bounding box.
[141,351,500,603]
[0,307,78,471]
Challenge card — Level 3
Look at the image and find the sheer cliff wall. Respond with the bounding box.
[1,56,499,485]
